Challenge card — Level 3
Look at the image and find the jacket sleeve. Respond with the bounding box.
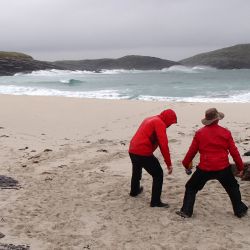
[182,133,199,168]
[228,132,244,171]
[154,122,172,167]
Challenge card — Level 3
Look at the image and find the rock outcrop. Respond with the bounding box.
[0,51,62,76]
[179,44,250,69]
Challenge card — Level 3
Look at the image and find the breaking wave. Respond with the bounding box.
[13,66,217,77]
[0,84,250,102]
[59,79,84,84]
[161,65,217,73]
[137,91,250,103]
[0,85,129,99]
[15,69,97,76]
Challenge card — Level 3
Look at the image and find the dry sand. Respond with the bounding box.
[0,95,249,250]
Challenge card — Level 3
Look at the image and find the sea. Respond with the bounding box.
[1,65,250,103]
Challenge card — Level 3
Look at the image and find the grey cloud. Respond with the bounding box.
[1,0,250,60]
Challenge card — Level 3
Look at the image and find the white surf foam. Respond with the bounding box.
[162,65,217,73]
[0,85,129,99]
[99,69,149,74]
[15,69,97,77]
[137,91,250,103]
[1,84,250,102]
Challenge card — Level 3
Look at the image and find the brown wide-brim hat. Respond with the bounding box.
[201,108,224,125]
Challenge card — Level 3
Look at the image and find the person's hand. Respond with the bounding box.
[185,168,192,175]
[167,165,173,175]
[188,161,193,169]
[237,170,244,178]
[185,161,193,175]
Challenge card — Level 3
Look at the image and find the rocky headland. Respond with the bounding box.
[0,52,62,76]
[179,44,250,69]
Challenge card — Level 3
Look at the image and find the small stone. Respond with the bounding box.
[58,165,67,168]
[97,149,108,153]
[19,146,29,151]
[28,155,40,160]
[44,148,52,152]
[244,151,250,156]
[0,135,9,138]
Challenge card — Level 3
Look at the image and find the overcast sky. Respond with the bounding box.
[1,0,250,61]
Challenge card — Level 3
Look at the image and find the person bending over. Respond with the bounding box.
[129,109,177,207]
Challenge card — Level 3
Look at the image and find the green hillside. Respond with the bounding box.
[180,44,250,69]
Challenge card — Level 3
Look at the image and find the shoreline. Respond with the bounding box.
[0,94,249,249]
[1,92,250,103]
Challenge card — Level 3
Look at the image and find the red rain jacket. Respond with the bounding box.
[129,109,177,167]
[182,123,244,171]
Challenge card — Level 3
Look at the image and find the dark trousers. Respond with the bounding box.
[181,166,248,217]
[129,153,163,205]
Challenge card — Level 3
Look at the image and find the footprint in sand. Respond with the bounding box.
[0,243,30,250]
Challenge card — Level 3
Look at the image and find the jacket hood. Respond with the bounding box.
[159,109,177,127]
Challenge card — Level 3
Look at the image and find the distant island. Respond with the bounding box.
[1,44,250,75]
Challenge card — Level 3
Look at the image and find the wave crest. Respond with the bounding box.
[162,65,216,73]
[59,79,84,84]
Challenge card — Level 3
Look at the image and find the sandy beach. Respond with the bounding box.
[0,95,249,250]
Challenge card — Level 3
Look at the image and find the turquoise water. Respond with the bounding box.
[0,66,250,102]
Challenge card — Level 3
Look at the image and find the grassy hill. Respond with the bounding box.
[179,44,250,69]
[53,55,179,71]
[0,52,61,75]
[0,51,33,60]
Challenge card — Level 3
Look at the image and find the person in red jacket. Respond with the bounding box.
[176,108,248,218]
[129,109,177,207]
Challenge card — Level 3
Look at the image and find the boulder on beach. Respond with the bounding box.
[231,162,250,180]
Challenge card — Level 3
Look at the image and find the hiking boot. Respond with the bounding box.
[176,210,191,218]
[235,209,248,218]
[150,201,169,208]
[129,186,143,197]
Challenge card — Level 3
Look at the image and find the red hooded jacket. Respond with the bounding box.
[182,123,244,171]
[129,109,177,167]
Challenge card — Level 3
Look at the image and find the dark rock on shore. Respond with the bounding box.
[231,162,250,181]
[179,44,250,69]
[0,51,63,76]
[0,175,20,189]
[244,150,250,156]
[53,55,179,71]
